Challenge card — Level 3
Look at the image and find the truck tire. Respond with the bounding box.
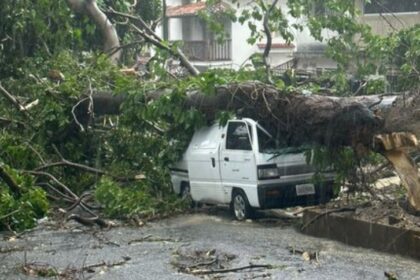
[180,182,190,199]
[231,190,253,221]
[181,182,195,208]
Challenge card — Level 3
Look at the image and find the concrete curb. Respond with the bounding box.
[302,210,420,260]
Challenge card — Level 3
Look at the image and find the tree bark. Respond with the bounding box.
[66,0,121,63]
[79,83,420,148]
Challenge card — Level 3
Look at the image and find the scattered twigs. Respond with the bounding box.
[0,83,30,118]
[191,264,273,275]
[0,210,20,220]
[35,159,107,176]
[23,170,98,218]
[22,99,39,110]
[128,235,177,244]
[87,79,94,120]
[92,231,120,247]
[129,23,199,76]
[67,214,109,228]
[72,97,89,132]
[0,117,26,128]
[22,256,130,278]
[37,182,74,202]
[24,170,78,199]
[106,8,162,42]
[82,256,131,271]
[24,142,46,164]
[288,246,319,262]
[187,258,218,269]
[32,144,144,182]
[370,162,391,177]
[105,8,199,76]
[300,207,356,231]
[292,206,318,216]
[66,193,93,212]
[107,39,145,57]
[34,158,144,182]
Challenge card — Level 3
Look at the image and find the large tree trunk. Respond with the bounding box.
[66,0,121,63]
[85,82,418,148]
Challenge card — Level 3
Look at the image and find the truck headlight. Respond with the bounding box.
[258,164,279,180]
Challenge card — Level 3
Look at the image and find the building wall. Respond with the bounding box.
[355,0,420,35]
[168,18,183,40]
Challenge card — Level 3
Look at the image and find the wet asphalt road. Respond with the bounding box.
[1,207,420,280]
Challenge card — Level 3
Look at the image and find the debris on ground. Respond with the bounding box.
[171,248,274,278]
[324,181,420,231]
[287,246,319,263]
[21,256,131,279]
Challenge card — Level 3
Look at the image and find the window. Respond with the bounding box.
[226,122,252,150]
[311,0,338,17]
[364,0,420,14]
[257,127,277,153]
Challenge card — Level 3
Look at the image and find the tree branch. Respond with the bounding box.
[129,24,199,76]
[262,0,279,84]
[0,165,21,198]
[192,264,272,275]
[105,9,199,76]
[65,0,121,63]
[0,83,31,119]
[0,210,20,221]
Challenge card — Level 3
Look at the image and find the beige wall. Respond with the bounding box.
[355,0,420,35]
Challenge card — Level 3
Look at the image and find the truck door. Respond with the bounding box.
[220,121,257,200]
[187,124,224,204]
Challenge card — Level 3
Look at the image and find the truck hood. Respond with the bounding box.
[256,151,315,176]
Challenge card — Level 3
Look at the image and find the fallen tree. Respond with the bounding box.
[68,80,420,211]
[1,1,419,232]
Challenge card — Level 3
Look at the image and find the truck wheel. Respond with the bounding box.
[231,190,253,221]
[181,183,190,199]
[181,183,194,208]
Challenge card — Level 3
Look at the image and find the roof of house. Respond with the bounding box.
[257,43,295,49]
[166,2,230,17]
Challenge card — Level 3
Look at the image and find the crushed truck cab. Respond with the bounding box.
[170,118,336,220]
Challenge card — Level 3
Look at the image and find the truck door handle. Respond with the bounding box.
[224,157,229,162]
[211,157,216,167]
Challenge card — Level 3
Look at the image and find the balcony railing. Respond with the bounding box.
[175,40,232,61]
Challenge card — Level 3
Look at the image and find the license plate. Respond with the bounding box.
[296,183,315,196]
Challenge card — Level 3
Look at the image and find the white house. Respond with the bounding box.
[161,0,419,72]
[163,0,299,71]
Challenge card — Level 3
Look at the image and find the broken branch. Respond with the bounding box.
[0,83,31,119]
[191,264,272,275]
[0,165,22,198]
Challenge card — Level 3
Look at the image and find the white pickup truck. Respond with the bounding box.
[170,118,336,220]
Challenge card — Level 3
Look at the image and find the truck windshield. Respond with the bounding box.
[257,126,277,153]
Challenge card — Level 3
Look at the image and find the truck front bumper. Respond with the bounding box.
[257,180,335,209]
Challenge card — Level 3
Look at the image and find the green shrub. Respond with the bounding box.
[0,166,49,232]
[94,177,185,219]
